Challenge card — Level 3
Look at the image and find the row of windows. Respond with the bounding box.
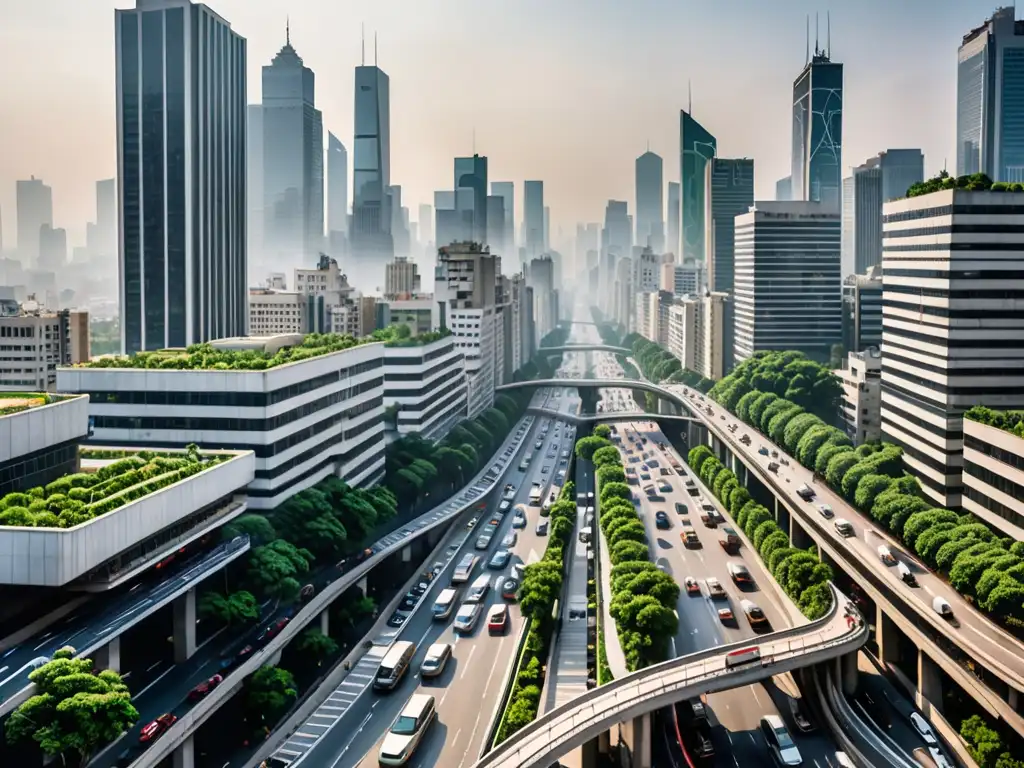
[963,483,1024,530]
[884,242,1024,253]
[881,365,1024,398]
[247,431,385,498]
[0,440,79,498]
[397,380,467,425]
[880,380,950,419]
[887,286,1024,301]
[385,356,461,383]
[882,344,1018,379]
[879,424,956,477]
[883,204,1024,224]
[0,326,55,338]
[82,357,383,408]
[964,434,1024,474]
[883,298,1024,320]
[884,224,1024,238]
[884,268,1024,280]
[883,324,1024,349]
[386,344,456,366]
[878,389,962,440]
[252,414,383,482]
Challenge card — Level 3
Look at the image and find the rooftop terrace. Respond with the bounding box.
[0,393,79,417]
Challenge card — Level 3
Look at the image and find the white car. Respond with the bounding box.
[817,504,834,519]
[909,712,938,746]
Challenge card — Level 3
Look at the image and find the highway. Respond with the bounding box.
[668,384,1024,693]
[592,350,841,767]
[0,535,251,712]
[269,376,584,768]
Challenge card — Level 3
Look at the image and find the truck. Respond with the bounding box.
[719,526,741,554]
[528,483,543,506]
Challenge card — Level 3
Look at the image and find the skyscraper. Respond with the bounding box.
[491,181,515,260]
[247,105,264,280]
[327,133,348,237]
[775,176,792,201]
[680,110,717,263]
[706,158,754,294]
[524,181,544,258]
[791,45,843,211]
[418,203,433,247]
[455,154,488,244]
[635,151,664,252]
[86,179,117,260]
[957,7,1024,180]
[666,182,681,259]
[261,28,323,274]
[116,0,247,354]
[16,177,53,268]
[352,56,392,263]
[486,196,506,256]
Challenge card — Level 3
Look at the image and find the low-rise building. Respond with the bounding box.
[842,266,882,353]
[0,299,89,391]
[963,412,1024,540]
[57,334,385,509]
[248,289,305,336]
[0,393,90,497]
[376,295,434,336]
[384,334,466,440]
[836,348,882,444]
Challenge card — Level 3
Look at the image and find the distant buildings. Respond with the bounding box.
[491,182,515,263]
[775,176,792,201]
[733,202,841,363]
[15,177,52,269]
[385,256,420,297]
[841,267,882,353]
[327,133,349,242]
[351,61,393,265]
[666,182,681,259]
[791,46,843,212]
[706,158,754,294]
[455,155,488,244]
[524,181,545,258]
[115,0,248,353]
[635,151,664,252]
[680,110,717,263]
[0,300,88,391]
[957,6,1024,180]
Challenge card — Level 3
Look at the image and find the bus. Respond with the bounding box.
[451,554,479,584]
[724,646,761,669]
[528,483,543,506]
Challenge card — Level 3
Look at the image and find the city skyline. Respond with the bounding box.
[0,0,1003,248]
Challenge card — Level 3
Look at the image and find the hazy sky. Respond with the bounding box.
[0,0,1003,249]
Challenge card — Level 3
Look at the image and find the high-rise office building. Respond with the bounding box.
[876,149,925,201]
[455,155,488,244]
[706,157,754,294]
[86,179,117,261]
[116,0,248,354]
[387,185,410,257]
[16,177,53,268]
[261,29,324,274]
[776,176,792,201]
[666,182,681,259]
[327,133,348,237]
[39,225,67,272]
[957,7,1024,180]
[680,110,717,263]
[418,204,433,248]
[791,45,843,211]
[524,181,544,258]
[635,151,664,252]
[881,188,1024,510]
[247,105,264,280]
[602,200,631,257]
[842,267,882,353]
[544,207,551,252]
[491,182,514,260]
[352,59,393,262]
[733,202,841,363]
[384,256,420,297]
[486,196,506,256]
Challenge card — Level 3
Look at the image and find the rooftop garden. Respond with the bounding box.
[906,171,1024,198]
[0,392,76,417]
[0,444,227,528]
[966,406,1024,441]
[379,326,452,348]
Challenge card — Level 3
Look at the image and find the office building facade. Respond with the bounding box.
[680,110,717,263]
[116,0,248,354]
[962,416,1024,539]
[454,155,488,244]
[351,63,392,261]
[733,202,841,363]
[491,182,515,263]
[791,50,843,211]
[880,188,1024,508]
[384,336,466,441]
[524,181,545,258]
[16,177,53,270]
[706,157,754,294]
[635,151,664,252]
[841,266,882,353]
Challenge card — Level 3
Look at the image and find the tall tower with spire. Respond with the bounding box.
[260,22,324,277]
[635,149,664,252]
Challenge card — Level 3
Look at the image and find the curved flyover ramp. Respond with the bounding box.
[471,586,867,768]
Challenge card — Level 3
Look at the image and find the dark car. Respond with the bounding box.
[674,502,687,515]
[188,674,224,701]
[258,617,290,644]
[399,592,418,611]
[655,511,671,530]
[387,611,407,628]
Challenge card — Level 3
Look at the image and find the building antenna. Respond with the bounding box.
[805,15,810,65]
[687,79,692,113]
[827,11,831,58]
[286,16,290,46]
[473,127,476,154]
[815,13,820,56]
[374,32,378,66]
[361,23,365,66]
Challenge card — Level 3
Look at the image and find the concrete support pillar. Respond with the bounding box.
[320,609,330,636]
[173,588,197,664]
[402,545,412,563]
[917,650,943,714]
[624,713,652,768]
[1010,689,1021,712]
[876,608,900,667]
[581,737,599,768]
[357,576,369,596]
[92,635,121,672]
[172,734,195,768]
[597,730,612,754]
[841,653,859,696]
[789,517,811,550]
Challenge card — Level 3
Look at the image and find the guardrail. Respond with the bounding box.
[470,585,868,768]
[127,414,540,768]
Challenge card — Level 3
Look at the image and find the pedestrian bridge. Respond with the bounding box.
[526,406,696,427]
[472,586,867,768]
[497,378,681,404]
[537,344,631,356]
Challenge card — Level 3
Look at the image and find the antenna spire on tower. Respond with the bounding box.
[286,16,290,46]
[827,11,831,58]
[374,32,378,66]
[815,13,820,55]
[687,79,692,113]
[361,23,365,66]
[805,15,810,64]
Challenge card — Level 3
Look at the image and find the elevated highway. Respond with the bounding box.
[525,405,694,427]
[499,377,1024,736]
[472,585,867,768]
[534,344,631,357]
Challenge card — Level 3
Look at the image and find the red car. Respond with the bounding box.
[188,674,223,701]
[258,617,290,643]
[139,713,177,743]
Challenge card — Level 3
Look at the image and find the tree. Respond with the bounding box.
[246,540,313,603]
[592,446,622,468]
[687,445,714,476]
[854,474,894,512]
[199,590,259,626]
[519,560,563,620]
[607,520,647,548]
[6,658,138,767]
[595,465,626,486]
[295,628,339,668]
[246,666,298,724]
[825,451,859,489]
[222,513,276,546]
[599,482,631,505]
[576,436,612,461]
[593,424,612,439]
[610,540,649,565]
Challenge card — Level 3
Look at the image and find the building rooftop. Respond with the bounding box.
[965,406,1024,441]
[0,392,79,417]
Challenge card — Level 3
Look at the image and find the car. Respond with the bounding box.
[675,502,687,515]
[379,693,436,766]
[788,697,815,732]
[760,715,803,766]
[728,562,753,585]
[909,712,938,746]
[487,516,501,527]
[536,520,549,536]
[501,577,520,601]
[475,534,493,550]
[399,592,418,611]
[658,481,672,493]
[796,484,815,501]
[411,581,430,597]
[501,532,518,548]
[684,577,700,595]
[542,466,551,475]
[488,549,512,569]
[717,607,734,623]
[512,512,527,529]
[640,472,651,481]
[818,504,834,519]
[655,511,671,529]
[139,713,177,743]
[706,577,727,599]
[453,602,482,634]
[466,516,479,530]
[233,644,255,665]
[299,583,316,601]
[387,611,408,628]
[189,674,224,701]
[420,643,452,678]
[758,446,770,456]
[487,604,509,633]
[258,617,291,643]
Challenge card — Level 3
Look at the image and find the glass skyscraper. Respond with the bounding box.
[352,63,393,260]
[957,7,1024,182]
[706,158,754,294]
[524,181,544,258]
[680,110,717,263]
[454,154,488,244]
[116,0,248,354]
[791,51,843,212]
[635,151,664,252]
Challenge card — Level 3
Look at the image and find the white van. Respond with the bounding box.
[466,574,492,603]
[932,596,953,618]
[877,545,896,565]
[834,518,854,537]
[897,561,916,585]
[432,588,459,620]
